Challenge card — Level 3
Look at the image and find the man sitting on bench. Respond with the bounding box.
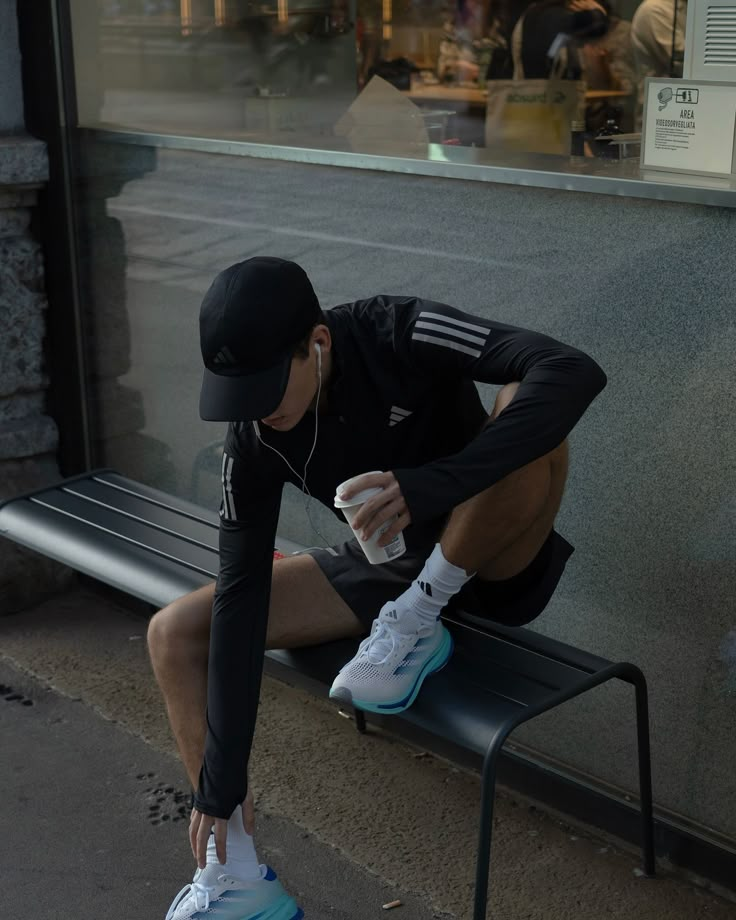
[150,256,606,920]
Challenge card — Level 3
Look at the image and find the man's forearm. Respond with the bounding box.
[395,350,607,524]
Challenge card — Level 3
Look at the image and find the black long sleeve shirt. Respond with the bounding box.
[193,295,607,818]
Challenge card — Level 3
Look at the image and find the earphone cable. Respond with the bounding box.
[301,358,330,546]
[252,346,331,548]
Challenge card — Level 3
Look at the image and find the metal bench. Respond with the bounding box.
[0,469,656,919]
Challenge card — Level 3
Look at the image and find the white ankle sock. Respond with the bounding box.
[206,804,261,881]
[393,543,474,629]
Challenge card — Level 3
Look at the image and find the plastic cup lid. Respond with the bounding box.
[334,472,384,508]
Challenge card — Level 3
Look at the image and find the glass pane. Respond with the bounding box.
[73,0,357,143]
[70,0,693,163]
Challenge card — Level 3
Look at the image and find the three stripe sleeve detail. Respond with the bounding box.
[412,311,490,358]
[220,451,236,520]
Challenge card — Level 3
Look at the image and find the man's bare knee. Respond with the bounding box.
[149,557,363,661]
[147,583,214,663]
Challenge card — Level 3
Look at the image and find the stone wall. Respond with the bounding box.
[0,5,72,613]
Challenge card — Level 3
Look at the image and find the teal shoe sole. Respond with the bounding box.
[251,896,303,919]
[346,625,454,715]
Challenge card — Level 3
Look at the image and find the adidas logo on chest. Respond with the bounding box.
[389,405,413,427]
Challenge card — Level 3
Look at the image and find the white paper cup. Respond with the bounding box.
[334,472,407,565]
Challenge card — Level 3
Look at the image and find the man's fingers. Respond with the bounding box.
[214,819,228,866]
[360,493,404,534]
[243,792,255,836]
[377,512,412,546]
[189,810,201,861]
[196,817,214,869]
[378,511,412,546]
[361,497,406,541]
[340,471,408,539]
[352,486,400,532]
[190,808,232,868]
[339,471,389,503]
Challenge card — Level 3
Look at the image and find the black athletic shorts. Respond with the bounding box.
[308,528,575,633]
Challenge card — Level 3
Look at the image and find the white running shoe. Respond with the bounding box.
[329,607,453,714]
[164,862,303,920]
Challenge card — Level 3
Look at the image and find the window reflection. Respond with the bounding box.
[76,0,690,160]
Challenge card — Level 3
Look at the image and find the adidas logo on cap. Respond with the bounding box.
[212,346,237,366]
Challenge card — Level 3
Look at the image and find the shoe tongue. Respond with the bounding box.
[365,609,420,663]
[362,613,394,662]
[366,625,395,663]
[379,607,422,634]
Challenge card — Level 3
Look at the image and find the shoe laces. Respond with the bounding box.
[165,876,218,920]
[358,608,425,664]
[359,619,400,664]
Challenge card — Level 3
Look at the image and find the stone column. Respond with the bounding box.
[0,3,72,613]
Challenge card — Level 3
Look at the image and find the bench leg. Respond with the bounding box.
[354,708,367,734]
[629,666,656,877]
[473,727,509,920]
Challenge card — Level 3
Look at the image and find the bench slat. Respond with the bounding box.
[94,472,220,526]
[445,646,563,704]
[454,612,611,675]
[404,673,522,754]
[0,499,211,607]
[87,472,306,556]
[30,490,219,575]
[444,615,585,691]
[63,478,218,550]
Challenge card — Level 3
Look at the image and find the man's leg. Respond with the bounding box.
[149,556,363,911]
[147,554,364,794]
[441,381,569,579]
[329,382,569,713]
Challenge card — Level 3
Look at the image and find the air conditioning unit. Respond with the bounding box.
[684,0,736,81]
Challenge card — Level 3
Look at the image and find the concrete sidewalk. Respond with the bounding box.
[1,587,735,920]
[1,657,441,919]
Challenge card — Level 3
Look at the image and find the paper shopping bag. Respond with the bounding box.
[484,78,585,155]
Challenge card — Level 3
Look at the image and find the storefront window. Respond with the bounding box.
[70,0,696,169]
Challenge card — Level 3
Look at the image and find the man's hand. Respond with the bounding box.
[190,786,255,868]
[338,471,411,546]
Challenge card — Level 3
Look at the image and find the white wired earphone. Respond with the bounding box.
[252,342,330,549]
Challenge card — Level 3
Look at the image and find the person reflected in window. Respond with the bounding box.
[631,0,688,128]
[437,18,482,84]
[581,0,637,134]
[631,0,687,80]
[511,0,611,80]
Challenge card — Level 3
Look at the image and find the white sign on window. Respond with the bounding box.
[641,78,736,178]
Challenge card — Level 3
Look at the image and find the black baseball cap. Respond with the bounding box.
[199,257,321,421]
